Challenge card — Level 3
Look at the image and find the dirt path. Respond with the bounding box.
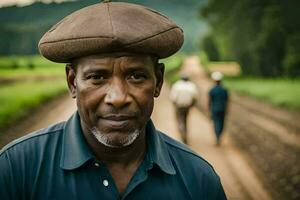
[152,56,272,200]
[152,85,252,200]
[0,93,76,148]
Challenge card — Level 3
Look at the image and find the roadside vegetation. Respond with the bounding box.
[0,55,67,129]
[199,0,299,77]
[162,53,185,84]
[0,55,64,78]
[224,77,300,111]
[0,80,67,128]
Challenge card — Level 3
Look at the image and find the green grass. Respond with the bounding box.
[162,53,184,72]
[0,79,68,128]
[0,55,65,78]
[161,54,185,84]
[224,77,300,110]
[199,51,209,70]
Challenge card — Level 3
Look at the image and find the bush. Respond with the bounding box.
[283,34,300,77]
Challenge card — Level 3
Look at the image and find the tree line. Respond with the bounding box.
[0,0,205,58]
[200,0,300,77]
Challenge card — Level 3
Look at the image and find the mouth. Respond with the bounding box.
[103,114,135,120]
[100,114,135,129]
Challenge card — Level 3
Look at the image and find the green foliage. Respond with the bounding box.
[0,55,64,78]
[200,0,300,77]
[0,80,67,128]
[199,51,209,69]
[162,54,184,84]
[283,33,300,76]
[224,77,300,110]
[0,0,207,55]
[162,54,184,73]
[200,35,219,61]
[254,5,285,76]
[0,55,66,129]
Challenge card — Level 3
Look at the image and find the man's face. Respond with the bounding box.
[66,53,164,148]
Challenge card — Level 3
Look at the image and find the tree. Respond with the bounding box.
[199,0,300,77]
[200,35,220,61]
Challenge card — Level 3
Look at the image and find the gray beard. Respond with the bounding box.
[90,127,140,148]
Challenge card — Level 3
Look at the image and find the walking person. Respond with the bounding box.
[208,72,229,146]
[170,74,198,144]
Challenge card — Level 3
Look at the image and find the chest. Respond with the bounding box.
[108,165,139,195]
[26,164,192,200]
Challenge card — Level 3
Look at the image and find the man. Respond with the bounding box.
[0,1,227,199]
[208,72,229,146]
[170,74,198,144]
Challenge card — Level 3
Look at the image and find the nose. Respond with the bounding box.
[104,79,131,108]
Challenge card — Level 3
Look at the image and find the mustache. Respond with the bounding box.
[97,108,139,118]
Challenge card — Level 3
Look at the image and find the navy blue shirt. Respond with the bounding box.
[0,112,227,200]
[209,85,228,113]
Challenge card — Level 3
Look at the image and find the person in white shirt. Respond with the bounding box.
[170,74,198,144]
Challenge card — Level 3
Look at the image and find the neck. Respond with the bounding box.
[82,124,147,166]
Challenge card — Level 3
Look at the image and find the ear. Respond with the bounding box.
[154,63,165,97]
[65,64,77,99]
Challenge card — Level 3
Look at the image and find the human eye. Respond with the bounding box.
[87,74,104,80]
[84,72,108,84]
[129,71,148,82]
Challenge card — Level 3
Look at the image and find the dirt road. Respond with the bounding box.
[153,56,271,200]
[0,94,76,148]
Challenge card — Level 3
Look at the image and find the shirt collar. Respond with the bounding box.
[60,112,176,175]
[145,120,176,175]
[60,112,93,170]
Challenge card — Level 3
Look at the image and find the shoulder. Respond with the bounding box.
[220,86,228,95]
[159,131,218,177]
[0,122,65,156]
[219,85,227,91]
[209,86,217,95]
[210,85,218,91]
[158,132,224,198]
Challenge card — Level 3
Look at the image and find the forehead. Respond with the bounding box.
[74,53,155,69]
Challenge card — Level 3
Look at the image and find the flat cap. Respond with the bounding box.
[38,1,184,63]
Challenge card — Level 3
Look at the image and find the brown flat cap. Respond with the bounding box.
[38,1,184,63]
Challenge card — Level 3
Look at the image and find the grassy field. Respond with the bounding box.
[0,55,67,129]
[0,80,68,128]
[224,77,300,110]
[0,55,64,78]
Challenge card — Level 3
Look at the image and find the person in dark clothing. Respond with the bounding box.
[208,72,229,145]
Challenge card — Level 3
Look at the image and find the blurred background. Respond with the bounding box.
[0,0,299,199]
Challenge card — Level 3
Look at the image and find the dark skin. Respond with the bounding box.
[66,53,164,195]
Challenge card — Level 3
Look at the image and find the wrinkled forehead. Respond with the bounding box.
[72,52,157,69]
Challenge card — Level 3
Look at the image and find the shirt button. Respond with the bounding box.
[94,162,100,167]
[103,179,109,187]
